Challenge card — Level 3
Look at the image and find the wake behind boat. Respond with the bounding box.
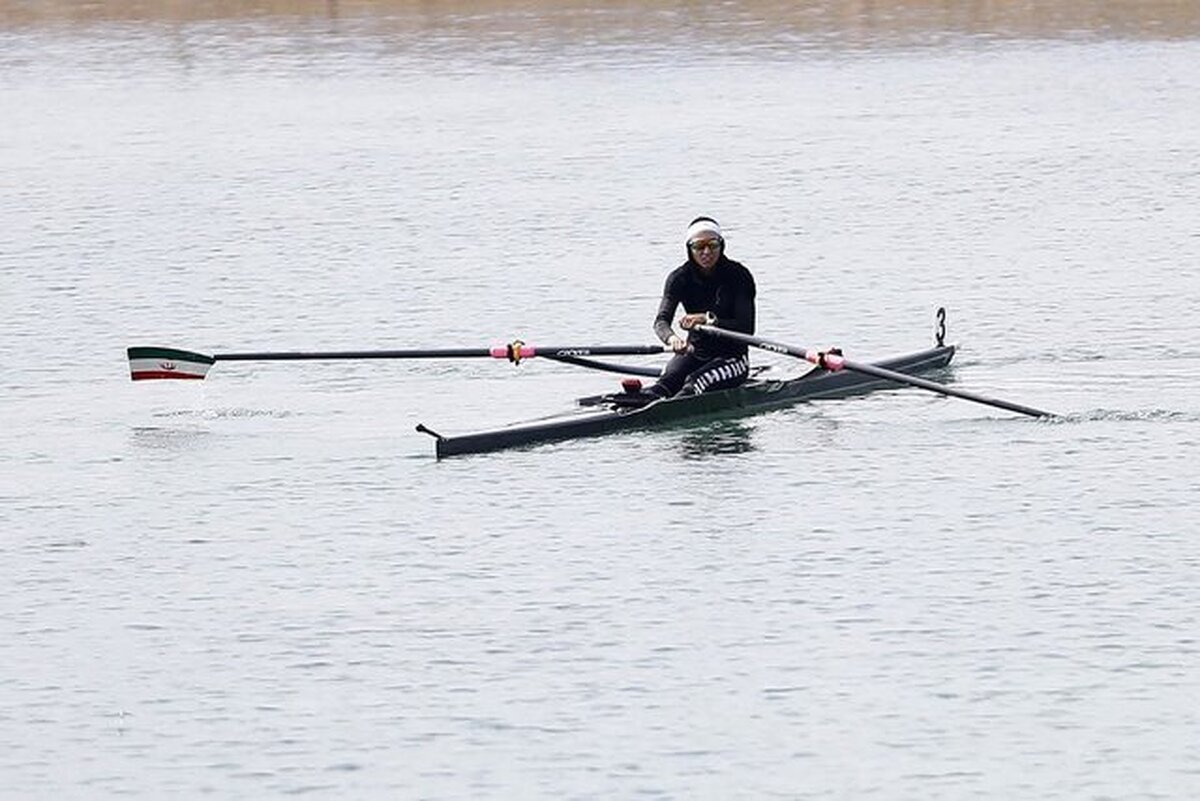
[417,343,956,458]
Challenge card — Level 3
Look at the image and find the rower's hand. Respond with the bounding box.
[667,334,689,353]
[814,345,844,369]
[679,313,709,330]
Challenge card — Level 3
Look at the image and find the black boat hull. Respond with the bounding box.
[428,345,956,458]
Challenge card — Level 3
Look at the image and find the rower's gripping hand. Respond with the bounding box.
[816,346,844,370]
[678,312,712,330]
[667,334,690,353]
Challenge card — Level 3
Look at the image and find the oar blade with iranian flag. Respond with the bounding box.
[126,340,669,381]
[127,347,215,381]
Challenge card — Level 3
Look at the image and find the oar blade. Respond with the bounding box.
[127,346,215,381]
[124,340,668,381]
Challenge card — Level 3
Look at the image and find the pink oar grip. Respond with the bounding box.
[490,344,538,360]
[806,351,846,371]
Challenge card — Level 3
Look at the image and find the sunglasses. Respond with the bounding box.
[688,238,722,253]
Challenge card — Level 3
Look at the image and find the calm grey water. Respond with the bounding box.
[3,4,1200,798]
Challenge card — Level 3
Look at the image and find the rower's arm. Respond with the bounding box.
[653,278,681,344]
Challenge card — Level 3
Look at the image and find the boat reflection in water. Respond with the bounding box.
[677,420,758,460]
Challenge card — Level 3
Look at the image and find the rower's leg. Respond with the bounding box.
[648,352,704,398]
[679,354,750,395]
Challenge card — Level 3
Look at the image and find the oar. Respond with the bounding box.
[127,341,668,381]
[695,324,1054,418]
[542,354,662,377]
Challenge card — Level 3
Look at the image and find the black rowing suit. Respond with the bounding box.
[650,253,756,397]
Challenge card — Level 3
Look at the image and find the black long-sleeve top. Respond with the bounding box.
[653,255,756,359]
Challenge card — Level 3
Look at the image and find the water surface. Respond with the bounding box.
[3,3,1199,798]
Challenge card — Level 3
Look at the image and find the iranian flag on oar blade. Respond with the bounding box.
[127,347,214,381]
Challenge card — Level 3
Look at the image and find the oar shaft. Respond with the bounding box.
[542,354,662,377]
[216,348,488,361]
[829,358,1052,418]
[695,324,1053,419]
[212,344,668,362]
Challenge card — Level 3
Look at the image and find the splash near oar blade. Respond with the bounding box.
[127,347,215,381]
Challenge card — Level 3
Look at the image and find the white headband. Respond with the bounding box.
[686,219,722,242]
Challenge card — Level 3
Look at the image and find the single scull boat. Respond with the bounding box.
[417,343,956,458]
[129,308,1054,457]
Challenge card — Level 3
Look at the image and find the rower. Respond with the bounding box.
[647,216,757,398]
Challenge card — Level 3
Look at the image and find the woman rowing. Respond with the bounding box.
[648,216,757,398]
